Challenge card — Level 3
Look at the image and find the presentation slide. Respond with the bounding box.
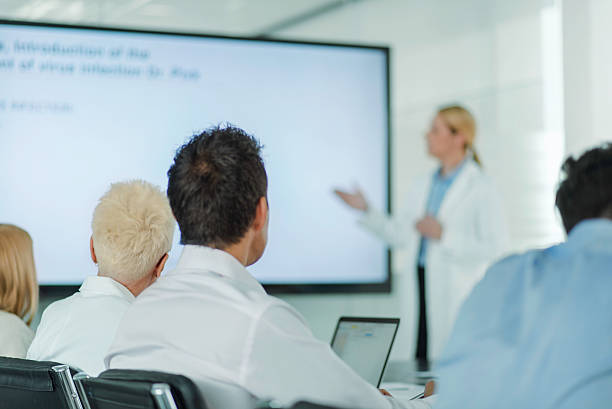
[0,22,389,289]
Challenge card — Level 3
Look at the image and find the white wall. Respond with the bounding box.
[563,0,612,157]
[275,0,565,359]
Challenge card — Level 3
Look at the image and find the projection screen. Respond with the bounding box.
[0,20,390,294]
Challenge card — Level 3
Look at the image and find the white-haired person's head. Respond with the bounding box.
[90,180,175,296]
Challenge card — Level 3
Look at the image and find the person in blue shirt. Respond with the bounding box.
[435,143,612,409]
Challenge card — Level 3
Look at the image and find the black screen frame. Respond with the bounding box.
[330,316,400,387]
[0,18,392,295]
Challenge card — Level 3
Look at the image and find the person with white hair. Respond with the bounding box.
[27,180,175,375]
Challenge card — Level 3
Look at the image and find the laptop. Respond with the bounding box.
[330,317,400,388]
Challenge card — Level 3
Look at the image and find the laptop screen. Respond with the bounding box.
[331,317,399,387]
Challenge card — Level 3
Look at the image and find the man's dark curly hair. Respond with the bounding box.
[167,125,267,248]
[555,143,612,233]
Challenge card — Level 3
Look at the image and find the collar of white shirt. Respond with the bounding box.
[79,276,136,301]
[170,245,267,296]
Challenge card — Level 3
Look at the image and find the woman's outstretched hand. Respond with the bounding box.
[333,188,369,212]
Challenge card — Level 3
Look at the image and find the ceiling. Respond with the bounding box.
[0,0,366,37]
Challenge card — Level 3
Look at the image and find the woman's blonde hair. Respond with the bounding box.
[92,180,175,283]
[438,104,481,166]
[0,224,38,326]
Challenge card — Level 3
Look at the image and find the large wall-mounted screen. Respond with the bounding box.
[0,20,390,293]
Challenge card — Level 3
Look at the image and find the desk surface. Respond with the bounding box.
[379,382,424,401]
[382,360,436,386]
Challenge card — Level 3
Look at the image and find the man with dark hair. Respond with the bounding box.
[432,143,612,409]
[106,125,428,409]
[166,125,269,250]
[555,144,612,232]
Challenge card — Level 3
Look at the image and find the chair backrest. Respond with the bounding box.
[0,357,83,409]
[73,369,207,409]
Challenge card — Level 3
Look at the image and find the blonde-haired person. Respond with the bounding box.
[335,105,508,363]
[0,224,38,358]
[27,180,175,374]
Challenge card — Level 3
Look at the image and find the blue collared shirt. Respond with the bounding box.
[435,219,612,409]
[417,160,467,267]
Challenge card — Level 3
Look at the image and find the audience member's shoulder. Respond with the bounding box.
[477,246,557,291]
[259,294,296,312]
[255,295,313,337]
[0,310,32,334]
[228,289,294,318]
[40,292,81,317]
[483,251,529,278]
[0,310,33,357]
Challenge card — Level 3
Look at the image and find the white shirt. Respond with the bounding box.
[106,245,431,409]
[360,159,508,359]
[0,310,34,358]
[27,276,135,375]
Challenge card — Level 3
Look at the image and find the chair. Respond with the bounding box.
[73,369,208,409]
[0,356,83,409]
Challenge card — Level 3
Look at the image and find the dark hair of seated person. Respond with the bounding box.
[555,143,612,233]
[167,124,268,249]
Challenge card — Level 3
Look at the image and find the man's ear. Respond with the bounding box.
[90,236,97,264]
[153,253,169,279]
[252,197,268,232]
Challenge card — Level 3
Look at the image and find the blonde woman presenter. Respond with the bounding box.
[335,105,508,362]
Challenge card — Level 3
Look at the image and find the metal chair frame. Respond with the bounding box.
[51,364,84,409]
[73,371,181,409]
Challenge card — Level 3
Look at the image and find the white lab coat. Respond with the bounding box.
[360,159,508,359]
